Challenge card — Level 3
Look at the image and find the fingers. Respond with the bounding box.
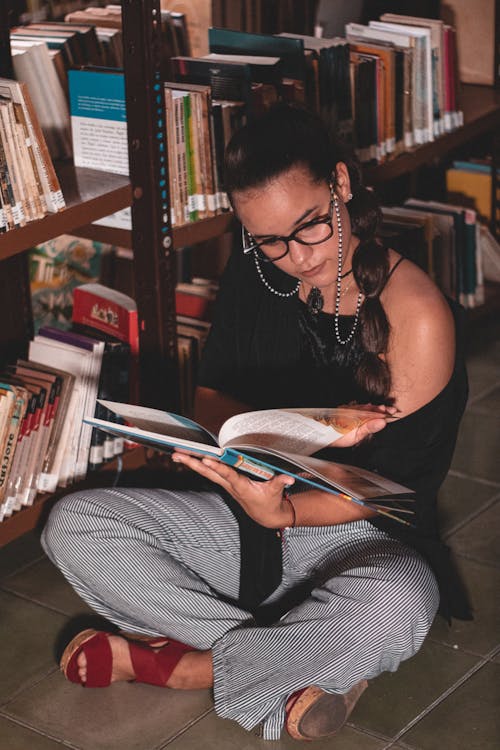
[171,453,232,490]
[340,402,399,415]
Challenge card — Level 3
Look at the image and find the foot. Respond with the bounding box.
[286,681,368,740]
[76,634,135,685]
[70,631,212,689]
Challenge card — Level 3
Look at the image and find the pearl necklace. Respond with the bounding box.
[249,197,363,345]
[252,252,301,297]
[306,199,363,345]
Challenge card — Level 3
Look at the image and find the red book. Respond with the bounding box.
[72,283,139,403]
[72,283,139,354]
[175,281,217,320]
[175,290,213,320]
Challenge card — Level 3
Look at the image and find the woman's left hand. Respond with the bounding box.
[171,451,294,528]
[332,403,398,447]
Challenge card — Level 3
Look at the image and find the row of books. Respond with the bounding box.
[0,77,65,232]
[165,18,463,167]
[380,197,495,309]
[9,6,190,161]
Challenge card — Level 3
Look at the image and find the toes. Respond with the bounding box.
[77,650,87,683]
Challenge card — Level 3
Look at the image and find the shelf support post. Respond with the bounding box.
[121,0,179,410]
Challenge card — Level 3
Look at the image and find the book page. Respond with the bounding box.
[219,407,378,456]
[230,447,412,502]
[85,416,223,458]
[97,400,218,445]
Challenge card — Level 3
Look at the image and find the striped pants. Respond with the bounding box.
[41,487,439,740]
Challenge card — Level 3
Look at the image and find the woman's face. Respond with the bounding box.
[232,165,355,291]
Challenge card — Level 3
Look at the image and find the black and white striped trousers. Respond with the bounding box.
[42,487,439,740]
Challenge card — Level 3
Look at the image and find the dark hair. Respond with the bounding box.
[224,103,392,403]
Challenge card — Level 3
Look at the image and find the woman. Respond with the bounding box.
[42,103,469,741]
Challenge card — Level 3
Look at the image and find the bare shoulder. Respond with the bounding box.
[382,251,454,334]
[381,251,455,414]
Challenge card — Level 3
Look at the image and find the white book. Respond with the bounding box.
[369,21,433,146]
[28,335,103,483]
[11,41,71,160]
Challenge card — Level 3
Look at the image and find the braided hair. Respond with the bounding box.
[224,102,392,403]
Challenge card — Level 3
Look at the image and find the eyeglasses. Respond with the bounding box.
[242,188,335,263]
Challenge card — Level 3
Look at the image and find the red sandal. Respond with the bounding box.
[286,680,368,740]
[60,628,195,688]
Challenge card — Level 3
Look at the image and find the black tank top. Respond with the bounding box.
[238,298,470,622]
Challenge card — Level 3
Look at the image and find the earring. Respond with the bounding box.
[346,192,353,202]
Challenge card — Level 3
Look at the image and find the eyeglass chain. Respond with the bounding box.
[249,196,363,345]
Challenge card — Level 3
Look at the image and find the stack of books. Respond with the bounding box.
[0,77,65,232]
[380,198,492,309]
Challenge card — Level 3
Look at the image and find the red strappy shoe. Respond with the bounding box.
[285,680,368,740]
[60,628,195,688]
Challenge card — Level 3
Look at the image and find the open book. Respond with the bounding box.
[85,401,415,526]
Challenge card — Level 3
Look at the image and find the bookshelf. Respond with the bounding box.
[0,0,234,547]
[0,1,499,548]
[0,164,132,261]
[364,85,500,185]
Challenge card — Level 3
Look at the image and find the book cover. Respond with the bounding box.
[69,68,127,175]
[209,27,305,81]
[172,56,254,114]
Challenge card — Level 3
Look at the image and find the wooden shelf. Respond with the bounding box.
[364,85,500,184]
[74,210,235,250]
[0,163,132,261]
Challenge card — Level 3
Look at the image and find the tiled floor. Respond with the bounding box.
[1,319,499,750]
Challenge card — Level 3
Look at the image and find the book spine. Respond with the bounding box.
[0,104,26,227]
[12,100,46,217]
[8,105,39,222]
[183,93,198,222]
[19,81,65,211]
[163,87,181,227]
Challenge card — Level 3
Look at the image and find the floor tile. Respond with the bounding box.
[165,710,387,750]
[465,347,500,402]
[4,670,213,750]
[402,661,500,750]
[468,385,500,414]
[446,498,500,566]
[0,531,45,581]
[437,473,497,535]
[0,591,66,704]
[0,715,69,750]
[349,639,478,740]
[451,411,500,484]
[2,556,92,617]
[429,557,500,656]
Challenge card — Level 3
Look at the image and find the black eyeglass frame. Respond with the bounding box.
[242,187,336,264]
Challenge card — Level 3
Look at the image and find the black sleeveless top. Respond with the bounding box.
[197,248,471,621]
